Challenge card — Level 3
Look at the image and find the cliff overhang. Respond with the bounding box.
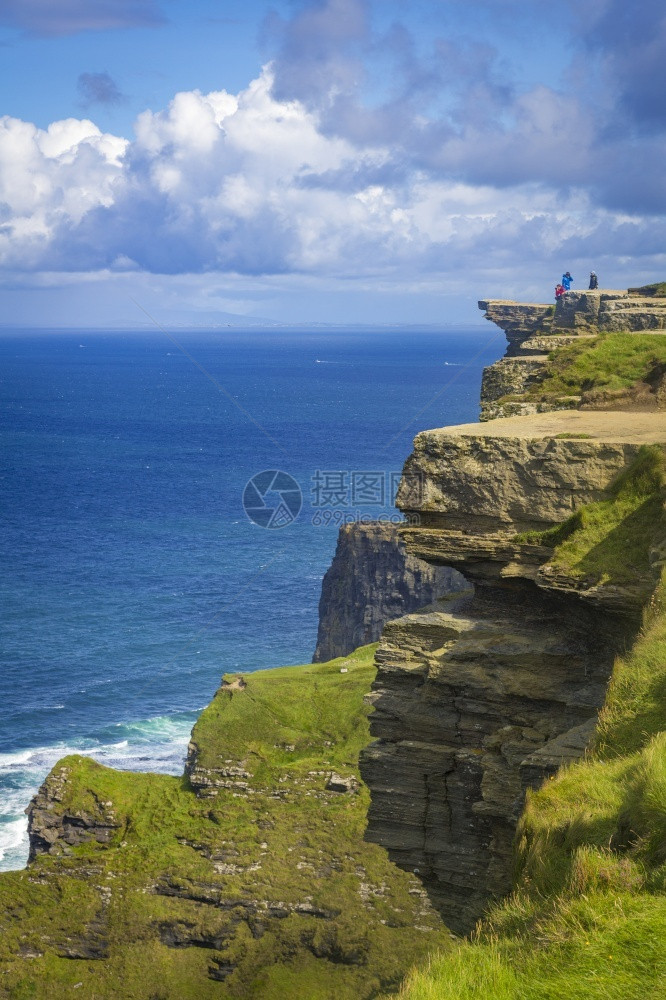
[360,406,666,933]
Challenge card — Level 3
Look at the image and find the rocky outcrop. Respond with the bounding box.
[360,409,666,933]
[313,521,465,662]
[396,414,645,533]
[26,763,120,862]
[477,301,555,354]
[479,290,666,357]
[480,356,550,410]
[478,291,666,420]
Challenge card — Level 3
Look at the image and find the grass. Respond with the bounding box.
[0,645,451,999]
[492,333,666,414]
[533,333,666,398]
[515,445,666,594]
[553,433,593,439]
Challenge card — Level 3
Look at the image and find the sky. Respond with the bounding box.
[0,0,665,327]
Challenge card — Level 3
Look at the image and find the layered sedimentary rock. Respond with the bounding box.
[360,409,666,934]
[27,763,120,862]
[360,588,625,934]
[479,290,666,357]
[313,521,465,662]
[478,291,666,420]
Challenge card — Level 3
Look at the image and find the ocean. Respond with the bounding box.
[0,325,503,869]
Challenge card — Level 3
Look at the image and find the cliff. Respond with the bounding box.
[389,551,666,1000]
[478,291,666,420]
[360,410,666,933]
[479,289,666,356]
[5,291,666,996]
[0,647,451,999]
[313,522,464,662]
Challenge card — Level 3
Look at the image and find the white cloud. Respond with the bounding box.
[0,116,126,267]
[0,64,663,304]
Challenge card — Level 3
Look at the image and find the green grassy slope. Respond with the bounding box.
[517,444,666,595]
[497,333,666,411]
[387,458,666,1000]
[0,646,450,1000]
[534,333,666,398]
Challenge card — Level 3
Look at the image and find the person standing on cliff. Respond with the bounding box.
[562,271,573,291]
[589,271,598,289]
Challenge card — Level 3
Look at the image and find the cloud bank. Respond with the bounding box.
[1,0,665,313]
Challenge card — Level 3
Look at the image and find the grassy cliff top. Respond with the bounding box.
[523,332,666,400]
[0,645,451,1000]
[488,332,666,417]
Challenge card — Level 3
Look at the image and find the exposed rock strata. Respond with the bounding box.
[313,521,464,662]
[397,423,643,534]
[360,588,628,935]
[361,412,664,933]
[27,764,120,862]
[479,291,666,357]
[480,356,549,409]
[478,291,666,420]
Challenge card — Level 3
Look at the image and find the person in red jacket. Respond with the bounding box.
[555,283,565,300]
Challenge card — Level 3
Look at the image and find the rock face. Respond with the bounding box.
[396,423,641,535]
[360,410,664,934]
[360,588,626,935]
[27,763,120,862]
[478,291,666,420]
[313,521,465,662]
[479,290,666,358]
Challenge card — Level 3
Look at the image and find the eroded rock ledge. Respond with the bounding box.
[360,587,623,935]
[360,410,666,934]
[478,291,666,420]
[479,290,666,357]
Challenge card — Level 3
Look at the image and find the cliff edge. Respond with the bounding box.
[313,521,464,662]
[478,291,666,420]
[361,405,666,934]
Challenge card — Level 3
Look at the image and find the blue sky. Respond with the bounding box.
[0,0,664,327]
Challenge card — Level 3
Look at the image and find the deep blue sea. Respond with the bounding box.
[0,325,503,869]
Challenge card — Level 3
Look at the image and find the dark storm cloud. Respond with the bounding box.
[0,0,166,37]
[77,72,126,106]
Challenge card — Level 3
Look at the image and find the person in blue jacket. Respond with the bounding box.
[562,271,573,291]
